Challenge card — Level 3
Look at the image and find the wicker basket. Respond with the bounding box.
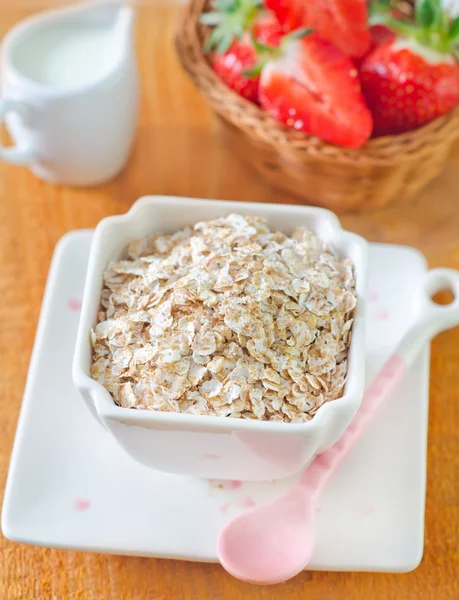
[175,0,459,212]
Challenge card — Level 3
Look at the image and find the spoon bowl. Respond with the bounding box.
[218,486,316,584]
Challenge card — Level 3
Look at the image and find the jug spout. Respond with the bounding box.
[80,1,135,45]
[68,0,136,69]
[64,1,135,46]
[113,4,135,44]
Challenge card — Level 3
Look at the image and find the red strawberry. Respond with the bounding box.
[264,0,304,32]
[202,1,282,103]
[212,37,260,101]
[265,0,371,58]
[369,24,396,47]
[251,10,284,45]
[361,0,459,135]
[354,24,395,68]
[258,34,373,148]
[360,39,459,136]
[355,7,409,65]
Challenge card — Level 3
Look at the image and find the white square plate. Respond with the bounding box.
[1,231,429,572]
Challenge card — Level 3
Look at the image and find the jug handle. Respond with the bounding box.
[0,98,37,165]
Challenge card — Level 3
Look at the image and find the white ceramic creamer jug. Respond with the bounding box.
[0,0,138,186]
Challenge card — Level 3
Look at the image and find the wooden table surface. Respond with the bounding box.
[1,3,459,599]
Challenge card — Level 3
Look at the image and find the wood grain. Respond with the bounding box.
[0,4,458,599]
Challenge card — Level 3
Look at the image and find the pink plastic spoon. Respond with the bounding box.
[218,268,459,585]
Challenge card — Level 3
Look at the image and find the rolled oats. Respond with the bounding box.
[90,214,357,423]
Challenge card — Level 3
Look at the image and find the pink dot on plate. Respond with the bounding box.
[369,292,379,302]
[67,298,82,311]
[376,309,390,321]
[74,498,91,512]
[220,503,230,514]
[240,497,256,509]
[203,454,220,460]
[359,505,375,518]
[224,480,243,490]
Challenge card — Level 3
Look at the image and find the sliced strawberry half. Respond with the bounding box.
[305,0,371,58]
[265,0,371,58]
[259,34,373,148]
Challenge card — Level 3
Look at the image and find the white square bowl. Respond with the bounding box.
[73,196,368,481]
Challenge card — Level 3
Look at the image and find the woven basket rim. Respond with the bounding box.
[175,0,459,164]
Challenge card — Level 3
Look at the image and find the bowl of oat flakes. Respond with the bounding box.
[73,196,368,481]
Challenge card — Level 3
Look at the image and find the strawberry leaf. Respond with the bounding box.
[205,27,233,53]
[429,0,446,29]
[369,0,392,23]
[204,28,219,52]
[284,27,313,42]
[213,0,234,10]
[449,16,459,41]
[252,36,276,53]
[243,63,264,78]
[200,12,224,26]
[415,0,434,28]
[370,0,456,53]
[201,0,264,54]
[217,32,234,54]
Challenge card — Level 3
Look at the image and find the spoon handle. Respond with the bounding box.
[301,268,459,498]
[302,355,407,497]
